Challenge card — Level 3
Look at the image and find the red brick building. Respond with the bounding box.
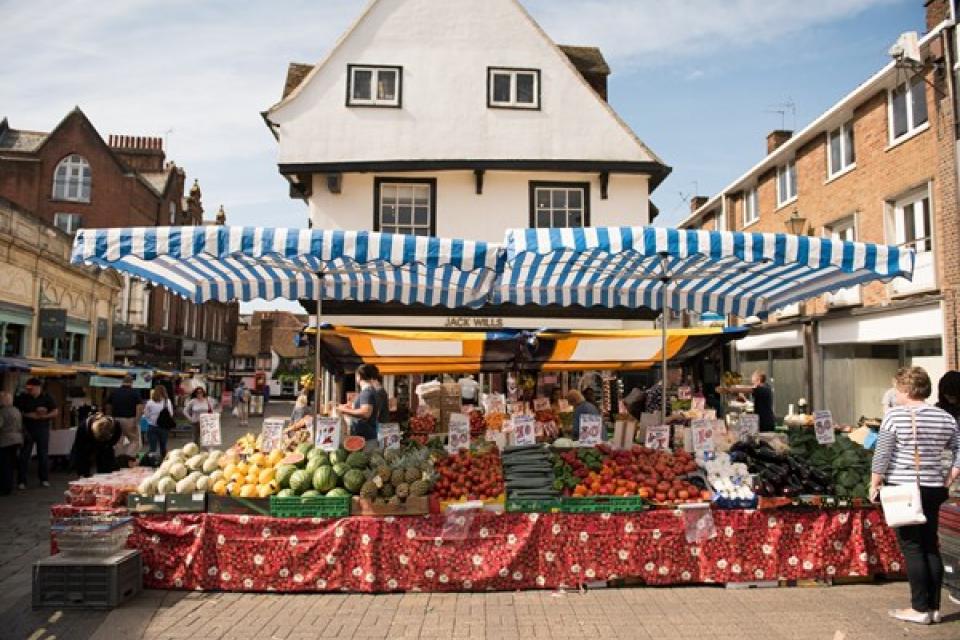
[679,0,960,424]
[0,108,238,373]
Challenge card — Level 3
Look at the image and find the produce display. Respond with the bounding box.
[408,413,438,445]
[433,446,504,501]
[729,441,833,498]
[484,411,508,431]
[789,430,873,499]
[468,409,486,437]
[137,442,238,497]
[553,445,710,505]
[283,417,313,452]
[502,444,560,501]
[533,409,560,442]
[700,452,756,506]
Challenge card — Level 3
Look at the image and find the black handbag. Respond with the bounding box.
[157,401,176,430]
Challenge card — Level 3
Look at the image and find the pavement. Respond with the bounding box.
[0,401,958,639]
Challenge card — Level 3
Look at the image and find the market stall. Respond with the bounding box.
[57,223,916,595]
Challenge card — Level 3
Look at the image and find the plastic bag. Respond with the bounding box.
[440,503,479,541]
[682,504,717,544]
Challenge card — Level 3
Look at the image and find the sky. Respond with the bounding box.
[1,0,925,312]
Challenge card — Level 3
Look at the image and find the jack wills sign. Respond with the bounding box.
[444,317,504,328]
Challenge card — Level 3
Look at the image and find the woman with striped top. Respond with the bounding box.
[870,366,960,625]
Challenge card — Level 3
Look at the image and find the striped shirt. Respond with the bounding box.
[871,405,960,487]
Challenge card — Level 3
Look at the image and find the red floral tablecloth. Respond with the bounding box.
[85,508,904,593]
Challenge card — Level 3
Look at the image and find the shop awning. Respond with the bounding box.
[499,226,914,318]
[0,358,78,377]
[315,326,746,375]
[70,226,499,307]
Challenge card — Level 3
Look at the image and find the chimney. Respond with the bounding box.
[108,134,166,171]
[926,0,949,31]
[766,130,793,154]
[690,196,709,213]
[258,317,274,357]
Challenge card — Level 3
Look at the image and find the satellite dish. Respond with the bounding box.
[889,31,921,65]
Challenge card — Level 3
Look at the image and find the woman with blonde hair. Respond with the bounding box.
[143,385,174,457]
[871,366,960,624]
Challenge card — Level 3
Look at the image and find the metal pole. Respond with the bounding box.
[314,269,323,418]
[659,254,670,425]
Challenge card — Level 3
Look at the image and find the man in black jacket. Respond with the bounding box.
[71,414,122,477]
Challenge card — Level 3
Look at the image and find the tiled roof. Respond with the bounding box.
[140,169,172,195]
[558,45,610,76]
[233,326,259,356]
[0,127,48,152]
[283,63,314,99]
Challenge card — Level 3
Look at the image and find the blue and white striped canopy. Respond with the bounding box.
[70,226,499,307]
[498,226,914,318]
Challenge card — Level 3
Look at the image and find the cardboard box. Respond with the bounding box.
[351,496,430,516]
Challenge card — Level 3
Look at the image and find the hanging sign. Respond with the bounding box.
[260,418,287,452]
[533,397,551,412]
[578,415,603,446]
[677,386,692,401]
[691,419,716,455]
[447,413,471,452]
[510,401,526,417]
[737,413,759,440]
[379,423,401,451]
[814,410,836,445]
[645,424,671,450]
[314,417,341,451]
[512,415,536,445]
[198,413,221,447]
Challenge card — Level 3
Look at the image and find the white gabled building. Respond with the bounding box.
[263,0,669,329]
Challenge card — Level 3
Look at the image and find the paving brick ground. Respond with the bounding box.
[2,401,958,639]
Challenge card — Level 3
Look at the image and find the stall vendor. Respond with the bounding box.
[645,367,683,415]
[339,364,380,450]
[567,389,600,440]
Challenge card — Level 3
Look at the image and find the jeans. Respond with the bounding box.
[18,423,49,484]
[0,444,18,494]
[147,426,168,458]
[895,485,949,612]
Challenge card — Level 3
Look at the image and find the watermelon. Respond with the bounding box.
[289,469,311,495]
[296,443,314,457]
[313,466,337,493]
[307,449,329,464]
[275,464,297,489]
[326,487,351,498]
[301,490,320,498]
[343,469,366,494]
[281,452,306,467]
[346,451,369,469]
[332,462,349,478]
[276,488,295,498]
[329,449,348,465]
[305,457,323,476]
[344,435,366,453]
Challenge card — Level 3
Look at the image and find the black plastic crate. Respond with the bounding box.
[33,549,142,609]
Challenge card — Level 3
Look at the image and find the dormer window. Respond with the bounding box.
[347,65,401,107]
[488,68,540,109]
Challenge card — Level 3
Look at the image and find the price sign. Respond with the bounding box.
[677,385,692,400]
[645,424,671,450]
[314,417,341,451]
[578,414,603,446]
[198,413,221,447]
[447,413,471,452]
[379,423,401,451]
[533,397,551,412]
[691,419,716,455]
[485,394,505,415]
[510,401,526,417]
[484,429,507,450]
[737,413,759,441]
[259,418,287,452]
[512,415,536,445]
[814,410,836,444]
[691,396,706,412]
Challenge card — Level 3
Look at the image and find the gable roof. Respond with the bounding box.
[0,122,48,153]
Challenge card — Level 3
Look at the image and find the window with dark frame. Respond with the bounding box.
[374,178,436,236]
[488,67,540,109]
[347,65,401,107]
[529,182,590,228]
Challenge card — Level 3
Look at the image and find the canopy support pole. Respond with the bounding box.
[314,270,323,419]
[659,254,671,425]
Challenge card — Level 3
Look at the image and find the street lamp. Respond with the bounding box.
[785,209,808,236]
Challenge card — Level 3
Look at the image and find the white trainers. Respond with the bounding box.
[888,608,932,625]
[41,481,50,488]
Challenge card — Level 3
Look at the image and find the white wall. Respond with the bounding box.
[269,0,658,166]
[309,170,648,240]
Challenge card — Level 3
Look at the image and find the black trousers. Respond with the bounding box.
[0,445,18,495]
[895,485,949,612]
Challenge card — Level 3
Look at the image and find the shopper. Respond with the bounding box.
[458,374,480,406]
[261,383,270,407]
[870,366,960,625]
[881,376,900,416]
[72,413,122,477]
[936,370,960,421]
[566,389,600,441]
[106,374,143,457]
[15,377,58,488]
[143,386,174,458]
[338,364,379,450]
[0,391,23,496]
[374,374,390,425]
[183,387,217,444]
[751,370,776,432]
[645,367,682,416]
[290,393,310,423]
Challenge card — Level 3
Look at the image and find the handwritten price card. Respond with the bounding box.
[512,415,536,445]
[691,419,716,455]
[578,415,603,446]
[447,413,471,452]
[814,410,836,445]
[259,418,287,452]
[198,413,221,447]
[379,423,401,450]
[314,417,341,451]
[645,424,671,450]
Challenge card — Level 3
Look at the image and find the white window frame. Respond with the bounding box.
[887,186,936,295]
[888,75,929,145]
[53,212,82,234]
[530,182,589,229]
[488,67,540,109]
[375,179,434,236]
[827,121,856,179]
[776,160,797,208]
[347,65,401,107]
[52,154,91,202]
[742,188,759,226]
